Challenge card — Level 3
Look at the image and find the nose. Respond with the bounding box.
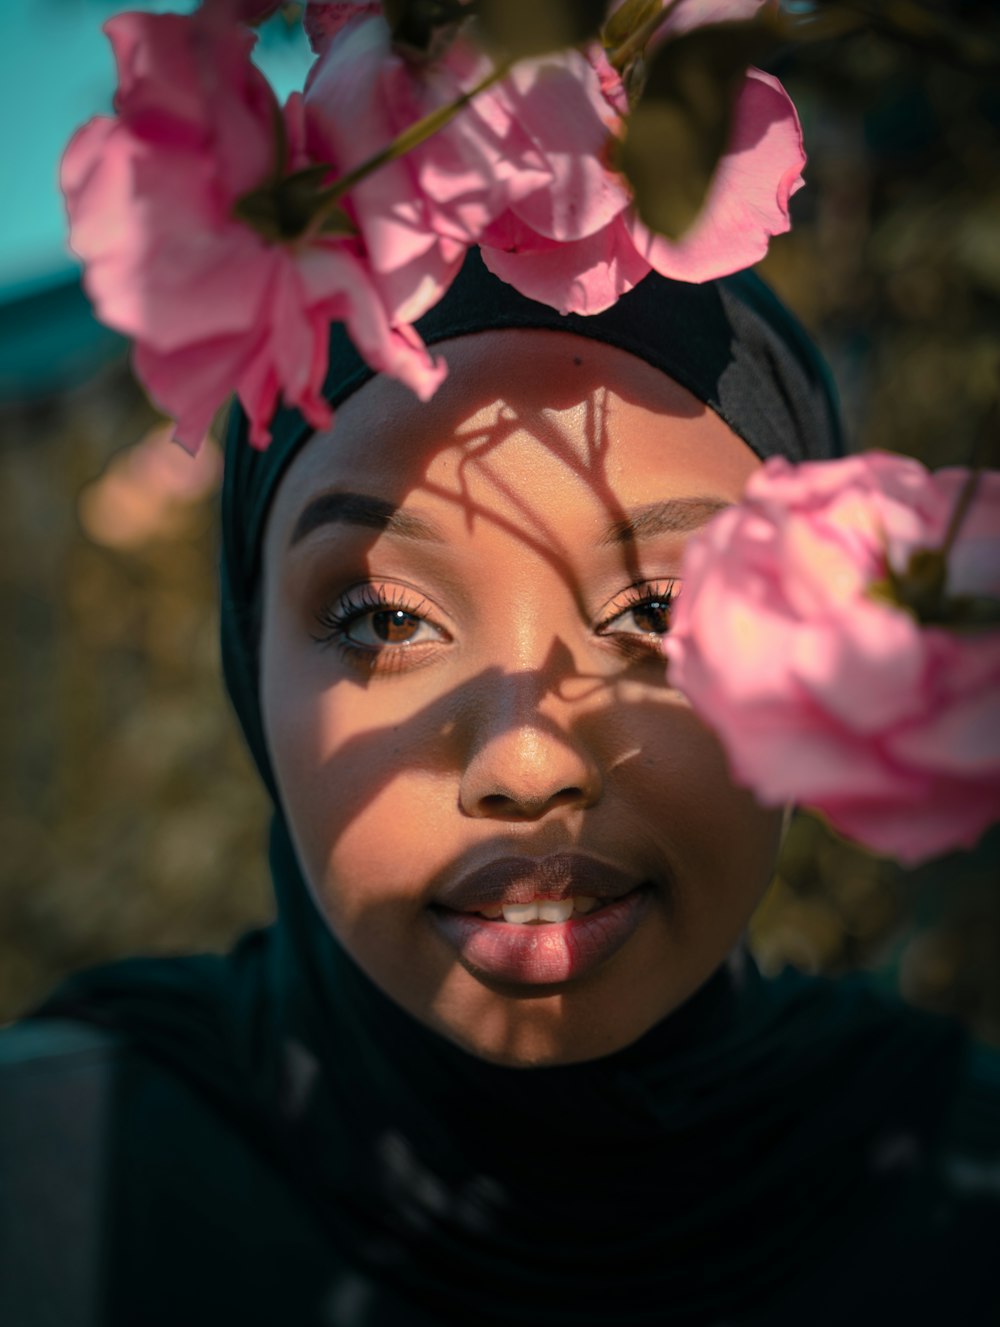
[457,647,604,821]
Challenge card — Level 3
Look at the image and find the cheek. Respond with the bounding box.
[612,696,782,900]
[262,654,450,932]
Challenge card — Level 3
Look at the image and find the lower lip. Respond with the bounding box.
[428,888,651,987]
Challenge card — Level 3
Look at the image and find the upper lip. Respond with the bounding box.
[434,853,645,914]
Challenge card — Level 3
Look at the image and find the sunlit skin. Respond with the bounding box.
[260,330,784,1067]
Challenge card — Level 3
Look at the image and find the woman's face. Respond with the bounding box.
[261,330,782,1066]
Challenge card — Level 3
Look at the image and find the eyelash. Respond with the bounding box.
[596,580,680,652]
[312,578,681,673]
[312,584,443,672]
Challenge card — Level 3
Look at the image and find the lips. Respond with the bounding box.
[434,853,643,914]
[428,854,651,986]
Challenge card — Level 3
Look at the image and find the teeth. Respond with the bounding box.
[501,902,539,924]
[495,898,600,924]
[479,903,503,919]
[537,898,574,923]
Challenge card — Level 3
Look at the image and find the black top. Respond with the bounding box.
[2,931,999,1327]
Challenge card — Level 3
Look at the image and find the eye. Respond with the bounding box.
[343,607,441,648]
[312,583,450,668]
[597,580,679,639]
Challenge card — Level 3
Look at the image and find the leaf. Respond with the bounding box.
[602,0,661,51]
[618,19,770,241]
[937,596,1000,629]
[314,205,358,238]
[869,547,1000,630]
[476,0,610,58]
[899,548,949,612]
[233,164,350,243]
[232,190,284,244]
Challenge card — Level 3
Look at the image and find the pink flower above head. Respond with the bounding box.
[629,67,805,283]
[476,48,629,245]
[61,8,444,452]
[302,10,625,324]
[202,0,287,22]
[303,10,473,326]
[663,452,1000,865]
[304,1,382,55]
[476,42,804,313]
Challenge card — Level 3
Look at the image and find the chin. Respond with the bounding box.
[428,985,666,1068]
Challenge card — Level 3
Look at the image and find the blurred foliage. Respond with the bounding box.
[1,3,999,1040]
[0,376,272,1021]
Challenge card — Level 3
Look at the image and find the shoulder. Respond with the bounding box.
[0,1017,127,1161]
[0,1019,128,1327]
[0,1006,265,1179]
[0,1016,343,1327]
[0,1014,125,1069]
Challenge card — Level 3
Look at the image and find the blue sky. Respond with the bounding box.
[0,2,313,300]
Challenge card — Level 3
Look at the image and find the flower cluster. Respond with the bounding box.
[664,453,1000,864]
[62,0,1000,866]
[62,0,803,449]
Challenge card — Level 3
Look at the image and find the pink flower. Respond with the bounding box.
[663,453,1000,865]
[303,9,470,326]
[303,9,619,323]
[304,1,381,53]
[480,4,805,314]
[205,0,284,21]
[61,7,444,451]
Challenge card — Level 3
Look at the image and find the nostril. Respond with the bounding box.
[458,726,604,820]
[476,786,586,819]
[479,794,515,814]
[550,786,585,809]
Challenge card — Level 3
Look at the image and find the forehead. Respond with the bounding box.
[265,329,758,548]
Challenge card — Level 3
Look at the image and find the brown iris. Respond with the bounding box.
[631,599,673,634]
[371,609,422,643]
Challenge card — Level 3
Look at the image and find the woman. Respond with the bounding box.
[2,252,998,1326]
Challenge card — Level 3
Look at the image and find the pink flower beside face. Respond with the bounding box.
[62,8,444,451]
[663,453,1000,865]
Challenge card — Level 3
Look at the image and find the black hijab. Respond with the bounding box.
[33,254,966,1325]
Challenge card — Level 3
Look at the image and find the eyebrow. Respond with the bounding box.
[599,497,731,545]
[289,491,731,550]
[289,491,445,548]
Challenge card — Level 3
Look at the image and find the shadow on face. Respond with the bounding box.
[260,329,784,1066]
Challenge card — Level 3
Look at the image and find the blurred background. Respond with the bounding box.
[1,0,998,1038]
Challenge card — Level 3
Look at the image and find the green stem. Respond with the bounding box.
[607,0,683,74]
[307,57,513,233]
[937,394,998,562]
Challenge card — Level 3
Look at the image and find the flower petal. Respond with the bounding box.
[632,70,805,281]
[666,452,1000,864]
